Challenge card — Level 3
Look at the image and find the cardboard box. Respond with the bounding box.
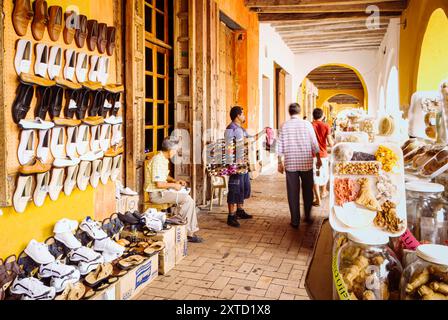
[152,226,175,249]
[115,253,159,300]
[159,245,176,275]
[175,239,188,264]
[175,224,187,245]
[91,283,117,300]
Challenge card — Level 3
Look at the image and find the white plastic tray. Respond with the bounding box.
[329,142,407,238]
[335,131,369,144]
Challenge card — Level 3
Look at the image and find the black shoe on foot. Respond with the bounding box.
[304,217,314,225]
[227,215,240,227]
[290,223,299,229]
[187,235,204,243]
[236,209,253,219]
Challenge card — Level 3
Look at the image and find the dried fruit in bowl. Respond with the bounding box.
[375,145,398,172]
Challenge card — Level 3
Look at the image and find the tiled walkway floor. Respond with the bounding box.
[137,172,329,300]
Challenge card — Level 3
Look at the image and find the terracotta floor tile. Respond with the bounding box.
[139,173,326,301]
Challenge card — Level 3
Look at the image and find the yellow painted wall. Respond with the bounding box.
[216,0,260,132]
[316,89,365,108]
[399,0,448,111]
[417,9,448,91]
[0,0,118,259]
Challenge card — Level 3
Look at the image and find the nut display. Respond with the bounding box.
[334,161,380,176]
[375,145,398,173]
[333,144,354,162]
[374,201,404,233]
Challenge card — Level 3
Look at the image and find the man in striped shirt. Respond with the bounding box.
[277,103,322,228]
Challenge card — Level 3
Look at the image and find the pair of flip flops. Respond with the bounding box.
[84,263,118,288]
[55,282,86,300]
[128,241,165,257]
[117,255,146,271]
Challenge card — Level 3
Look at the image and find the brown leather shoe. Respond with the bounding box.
[31,0,49,41]
[106,27,116,56]
[47,5,62,41]
[63,11,76,44]
[19,158,51,175]
[75,14,88,48]
[12,0,34,36]
[87,20,98,51]
[97,23,108,54]
[105,144,124,157]
[82,116,104,126]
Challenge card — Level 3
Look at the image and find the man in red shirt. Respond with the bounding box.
[312,108,334,207]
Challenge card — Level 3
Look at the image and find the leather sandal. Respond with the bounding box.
[97,23,108,54]
[84,263,113,287]
[12,0,34,36]
[86,20,98,52]
[106,26,116,56]
[75,14,88,48]
[12,83,34,124]
[34,85,53,120]
[47,6,63,41]
[63,11,76,44]
[31,0,49,41]
[117,255,145,270]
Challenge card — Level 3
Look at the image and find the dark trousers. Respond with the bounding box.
[286,170,314,226]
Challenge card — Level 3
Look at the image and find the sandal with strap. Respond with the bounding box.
[117,255,145,270]
[84,263,113,287]
[1,255,23,299]
[111,213,125,235]
[144,241,165,256]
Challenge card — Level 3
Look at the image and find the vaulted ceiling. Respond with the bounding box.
[307,65,363,89]
[245,0,409,53]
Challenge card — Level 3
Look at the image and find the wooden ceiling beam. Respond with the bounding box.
[257,11,402,22]
[270,17,392,28]
[245,0,402,7]
[280,29,386,40]
[276,26,388,36]
[249,1,407,13]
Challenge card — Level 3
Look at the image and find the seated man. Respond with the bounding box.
[145,137,203,243]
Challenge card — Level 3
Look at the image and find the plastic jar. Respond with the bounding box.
[333,231,402,300]
[400,244,448,300]
[405,182,448,245]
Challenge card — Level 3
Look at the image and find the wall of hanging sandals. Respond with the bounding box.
[5,0,125,213]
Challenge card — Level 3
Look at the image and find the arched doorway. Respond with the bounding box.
[417,8,448,91]
[301,64,367,123]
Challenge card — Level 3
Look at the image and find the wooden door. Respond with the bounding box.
[219,22,236,131]
[275,68,286,129]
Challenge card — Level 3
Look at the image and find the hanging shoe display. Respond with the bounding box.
[36,128,52,163]
[100,157,112,185]
[31,0,49,41]
[34,43,49,78]
[33,171,50,207]
[75,14,88,48]
[13,175,33,213]
[47,6,63,42]
[17,129,36,166]
[47,46,62,80]
[12,0,34,37]
[64,49,76,81]
[50,126,66,159]
[48,168,65,201]
[77,160,92,191]
[64,164,79,196]
[75,52,88,83]
[14,39,32,76]
[90,159,102,188]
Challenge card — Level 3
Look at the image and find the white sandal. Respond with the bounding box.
[64,49,76,81]
[100,157,113,185]
[90,159,102,188]
[33,171,50,207]
[75,52,88,83]
[88,55,99,82]
[13,175,33,213]
[18,129,36,165]
[14,39,32,75]
[50,126,66,159]
[49,168,65,201]
[34,43,49,78]
[64,164,79,196]
[110,154,123,182]
[76,124,90,156]
[77,161,92,191]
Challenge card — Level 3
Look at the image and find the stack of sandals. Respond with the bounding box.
[0,256,22,301]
